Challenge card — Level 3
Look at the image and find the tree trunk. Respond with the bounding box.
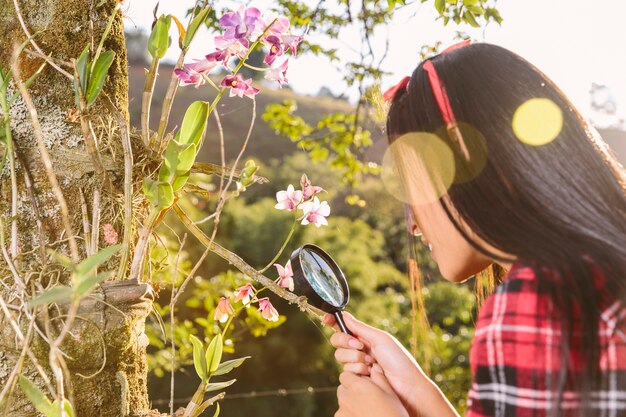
[0,1,156,415]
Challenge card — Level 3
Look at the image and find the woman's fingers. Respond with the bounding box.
[335,348,374,365]
[330,331,366,350]
[343,362,371,375]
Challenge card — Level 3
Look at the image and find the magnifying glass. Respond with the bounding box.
[289,244,353,336]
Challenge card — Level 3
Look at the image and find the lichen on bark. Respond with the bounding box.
[0,0,155,416]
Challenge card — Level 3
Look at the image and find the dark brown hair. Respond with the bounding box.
[387,43,626,416]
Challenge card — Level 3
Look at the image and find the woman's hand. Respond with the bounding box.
[325,312,459,417]
[336,367,409,417]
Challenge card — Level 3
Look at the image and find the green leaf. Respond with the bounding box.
[183,7,211,48]
[193,399,219,417]
[47,249,75,271]
[212,356,250,376]
[74,271,114,299]
[462,0,478,6]
[18,375,54,416]
[435,0,445,15]
[74,45,90,106]
[204,379,236,393]
[148,14,172,59]
[75,244,121,277]
[28,286,72,307]
[190,334,208,383]
[160,140,197,183]
[142,178,174,209]
[62,399,75,417]
[205,333,223,374]
[179,101,209,147]
[171,172,190,193]
[49,399,75,417]
[463,10,480,27]
[86,50,115,106]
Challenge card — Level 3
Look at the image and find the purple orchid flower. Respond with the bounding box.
[174,59,218,88]
[220,5,262,40]
[274,184,302,210]
[214,35,249,59]
[206,49,231,66]
[220,74,260,98]
[265,59,289,86]
[263,35,284,65]
[300,174,324,200]
[282,34,304,56]
[300,197,330,227]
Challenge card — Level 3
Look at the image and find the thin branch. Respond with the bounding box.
[0,216,26,290]
[0,294,57,398]
[13,146,47,268]
[79,188,92,256]
[142,57,160,148]
[11,0,73,79]
[169,234,187,417]
[90,189,100,255]
[11,48,79,262]
[172,203,324,318]
[104,98,133,280]
[155,51,187,148]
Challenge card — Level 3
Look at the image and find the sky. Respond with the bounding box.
[123,0,626,128]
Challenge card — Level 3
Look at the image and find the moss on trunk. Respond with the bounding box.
[0,1,154,415]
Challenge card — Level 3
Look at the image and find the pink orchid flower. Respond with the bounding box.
[253,14,290,39]
[206,49,231,66]
[274,260,294,291]
[220,5,262,40]
[274,184,303,211]
[214,35,249,59]
[282,34,304,56]
[257,298,279,322]
[300,196,330,227]
[300,174,324,200]
[265,59,289,86]
[214,297,235,323]
[220,74,260,98]
[174,59,218,88]
[263,35,284,65]
[234,283,256,305]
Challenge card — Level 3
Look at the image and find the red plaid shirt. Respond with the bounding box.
[467,258,626,417]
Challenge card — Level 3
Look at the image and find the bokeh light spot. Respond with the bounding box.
[512,98,563,146]
[381,132,456,205]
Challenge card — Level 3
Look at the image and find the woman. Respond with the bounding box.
[324,42,626,417]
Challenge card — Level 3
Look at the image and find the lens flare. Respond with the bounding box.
[381,132,456,205]
[435,122,488,184]
[512,98,563,146]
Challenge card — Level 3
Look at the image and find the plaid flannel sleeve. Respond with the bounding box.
[466,263,626,417]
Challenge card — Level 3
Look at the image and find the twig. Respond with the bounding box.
[79,188,92,256]
[128,210,159,282]
[0,218,26,290]
[0,314,35,411]
[11,49,79,262]
[155,51,187,149]
[76,96,113,192]
[142,57,160,148]
[13,146,47,268]
[169,234,187,417]
[0,294,57,398]
[11,0,73,79]
[90,189,100,255]
[104,98,133,280]
[172,204,324,318]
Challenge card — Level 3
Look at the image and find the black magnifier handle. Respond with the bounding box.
[334,311,353,336]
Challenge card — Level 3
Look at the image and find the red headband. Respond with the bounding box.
[384,39,472,161]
